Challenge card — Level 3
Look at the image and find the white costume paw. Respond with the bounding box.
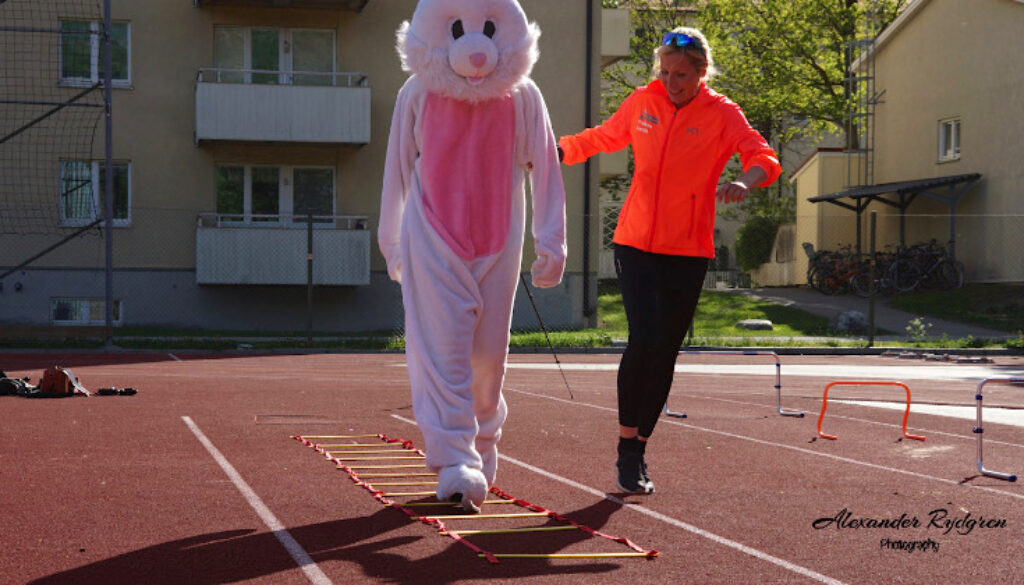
[436,464,488,513]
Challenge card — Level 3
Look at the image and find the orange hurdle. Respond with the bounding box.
[817,380,926,442]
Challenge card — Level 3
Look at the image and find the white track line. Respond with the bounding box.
[168,353,182,361]
[181,416,332,585]
[505,388,1024,502]
[389,413,846,585]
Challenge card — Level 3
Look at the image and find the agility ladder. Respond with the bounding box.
[293,433,659,563]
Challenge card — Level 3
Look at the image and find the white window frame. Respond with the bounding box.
[59,160,132,227]
[938,117,961,162]
[215,164,336,226]
[59,20,131,88]
[213,26,337,85]
[50,297,122,326]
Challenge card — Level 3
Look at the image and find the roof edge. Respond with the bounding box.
[851,0,931,71]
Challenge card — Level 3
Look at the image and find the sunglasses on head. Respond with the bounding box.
[662,32,705,56]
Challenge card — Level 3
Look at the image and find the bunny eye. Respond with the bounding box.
[452,20,465,39]
[483,21,496,38]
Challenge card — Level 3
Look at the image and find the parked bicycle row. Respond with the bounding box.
[804,240,965,297]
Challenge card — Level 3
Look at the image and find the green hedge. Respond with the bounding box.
[735,216,779,272]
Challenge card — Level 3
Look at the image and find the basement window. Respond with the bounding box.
[51,298,122,325]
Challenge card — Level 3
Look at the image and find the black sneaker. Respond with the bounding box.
[639,456,654,492]
[616,449,655,494]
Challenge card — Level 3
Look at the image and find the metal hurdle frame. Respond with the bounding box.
[663,350,804,419]
[973,377,1024,482]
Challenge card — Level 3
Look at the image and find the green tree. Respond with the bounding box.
[599,0,906,217]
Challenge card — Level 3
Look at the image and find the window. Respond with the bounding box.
[60,20,130,87]
[214,26,336,86]
[51,298,122,325]
[215,165,335,224]
[938,117,960,162]
[60,161,131,226]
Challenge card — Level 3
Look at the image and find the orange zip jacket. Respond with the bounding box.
[559,80,781,258]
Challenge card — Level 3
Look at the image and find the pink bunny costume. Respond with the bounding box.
[378,0,566,512]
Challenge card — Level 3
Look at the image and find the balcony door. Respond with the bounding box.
[214,26,335,86]
[216,165,336,225]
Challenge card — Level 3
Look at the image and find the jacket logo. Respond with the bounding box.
[636,109,659,134]
[686,127,699,136]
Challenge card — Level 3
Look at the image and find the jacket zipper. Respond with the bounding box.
[648,109,679,251]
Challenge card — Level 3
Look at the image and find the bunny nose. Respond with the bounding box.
[469,52,487,69]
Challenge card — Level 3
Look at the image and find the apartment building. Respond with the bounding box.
[0,0,627,332]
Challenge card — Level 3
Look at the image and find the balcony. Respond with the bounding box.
[196,214,371,286]
[193,0,370,11]
[601,9,631,68]
[195,69,370,145]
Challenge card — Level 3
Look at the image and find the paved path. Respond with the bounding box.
[735,286,1011,341]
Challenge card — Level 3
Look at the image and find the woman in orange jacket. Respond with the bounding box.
[559,27,782,494]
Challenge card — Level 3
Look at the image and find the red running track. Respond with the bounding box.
[2,350,1023,584]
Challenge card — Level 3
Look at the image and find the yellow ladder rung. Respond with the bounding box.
[317,444,405,448]
[425,512,550,520]
[322,450,414,455]
[358,473,437,478]
[382,491,438,497]
[480,552,657,559]
[300,435,380,439]
[367,481,438,486]
[342,464,427,469]
[402,500,517,508]
[442,526,579,536]
[330,456,425,461]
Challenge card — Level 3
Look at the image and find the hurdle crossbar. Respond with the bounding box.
[817,380,926,442]
[973,377,1024,482]
[665,350,804,418]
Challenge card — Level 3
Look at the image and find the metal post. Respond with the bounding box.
[868,211,876,347]
[103,0,114,347]
[307,213,314,343]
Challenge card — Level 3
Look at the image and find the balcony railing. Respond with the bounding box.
[196,213,371,286]
[195,68,370,144]
[193,0,370,11]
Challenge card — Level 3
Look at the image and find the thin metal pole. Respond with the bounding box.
[103,0,115,346]
[868,210,876,347]
[519,274,573,400]
[307,213,314,343]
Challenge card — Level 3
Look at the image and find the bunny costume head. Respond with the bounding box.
[396,0,540,102]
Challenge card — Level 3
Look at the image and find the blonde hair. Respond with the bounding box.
[653,26,717,83]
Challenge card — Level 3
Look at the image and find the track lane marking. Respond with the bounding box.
[182,416,332,585]
[504,388,1024,502]
[390,414,845,585]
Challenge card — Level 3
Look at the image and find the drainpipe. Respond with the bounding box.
[582,0,595,325]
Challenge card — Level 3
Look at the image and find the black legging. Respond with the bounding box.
[614,244,708,438]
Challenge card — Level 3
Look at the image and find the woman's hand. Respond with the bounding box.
[716,165,767,204]
[716,181,749,204]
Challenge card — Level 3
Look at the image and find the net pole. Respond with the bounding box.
[103,0,115,344]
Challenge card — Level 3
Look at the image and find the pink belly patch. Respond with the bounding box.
[420,93,515,260]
